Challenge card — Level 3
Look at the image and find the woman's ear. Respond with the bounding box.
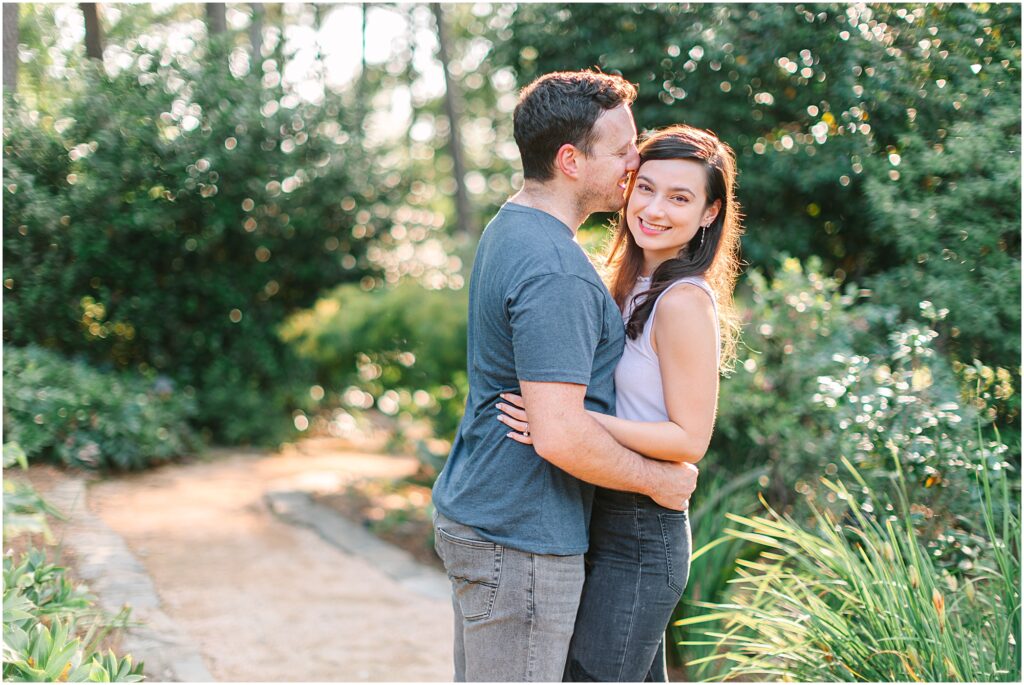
[702,199,722,226]
[554,143,581,179]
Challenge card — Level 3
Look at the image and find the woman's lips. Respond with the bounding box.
[638,217,671,236]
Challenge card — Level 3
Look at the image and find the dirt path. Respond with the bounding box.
[81,440,454,682]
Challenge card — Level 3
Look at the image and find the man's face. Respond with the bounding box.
[578,105,640,214]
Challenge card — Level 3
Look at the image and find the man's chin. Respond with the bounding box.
[602,198,627,214]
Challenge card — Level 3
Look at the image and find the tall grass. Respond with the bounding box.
[678,443,1020,681]
[670,468,767,679]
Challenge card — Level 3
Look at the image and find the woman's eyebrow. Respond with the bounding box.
[636,175,695,194]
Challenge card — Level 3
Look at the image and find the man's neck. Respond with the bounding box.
[509,181,587,235]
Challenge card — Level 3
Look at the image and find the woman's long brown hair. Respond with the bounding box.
[602,124,744,371]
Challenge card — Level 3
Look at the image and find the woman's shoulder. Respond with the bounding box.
[655,281,716,319]
[657,277,715,309]
[647,278,719,359]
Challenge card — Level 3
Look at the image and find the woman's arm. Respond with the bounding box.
[498,285,719,464]
[630,280,720,462]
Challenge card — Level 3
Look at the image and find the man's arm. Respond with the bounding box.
[519,380,698,511]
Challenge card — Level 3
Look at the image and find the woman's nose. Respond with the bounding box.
[645,197,666,218]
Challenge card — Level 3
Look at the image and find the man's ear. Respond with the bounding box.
[554,143,582,179]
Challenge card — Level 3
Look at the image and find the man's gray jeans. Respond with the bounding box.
[433,511,585,682]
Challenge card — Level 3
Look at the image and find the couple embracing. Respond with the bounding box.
[431,69,743,682]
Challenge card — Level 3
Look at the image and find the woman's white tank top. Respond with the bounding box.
[614,275,720,422]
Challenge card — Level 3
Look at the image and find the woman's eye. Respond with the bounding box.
[637,184,652,192]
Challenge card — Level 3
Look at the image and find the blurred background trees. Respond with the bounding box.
[3,3,1020,678]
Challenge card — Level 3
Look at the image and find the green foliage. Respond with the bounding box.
[670,468,768,680]
[864,101,1021,367]
[810,306,1009,560]
[716,257,1017,506]
[2,443,62,540]
[281,282,469,445]
[713,257,883,496]
[3,346,199,471]
[680,258,1020,674]
[3,486,143,683]
[679,450,1020,682]
[2,33,449,444]
[3,551,143,683]
[497,2,1021,368]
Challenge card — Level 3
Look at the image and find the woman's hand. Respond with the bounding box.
[496,392,533,445]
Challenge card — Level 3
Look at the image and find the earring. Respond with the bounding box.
[696,224,708,248]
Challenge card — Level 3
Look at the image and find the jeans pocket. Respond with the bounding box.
[657,512,691,597]
[435,525,503,621]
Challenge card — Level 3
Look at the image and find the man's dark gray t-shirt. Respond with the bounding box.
[431,202,626,555]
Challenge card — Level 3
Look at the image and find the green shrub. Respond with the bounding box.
[864,102,1021,369]
[716,258,1018,509]
[2,442,62,539]
[3,550,143,683]
[3,346,199,470]
[713,257,887,499]
[679,448,1020,681]
[281,282,469,451]
[498,3,1022,370]
[2,38,450,444]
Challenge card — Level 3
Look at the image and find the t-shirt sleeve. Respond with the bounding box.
[507,273,604,385]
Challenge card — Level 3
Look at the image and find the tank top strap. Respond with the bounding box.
[640,277,720,365]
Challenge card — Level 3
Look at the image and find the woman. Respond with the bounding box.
[496,124,743,681]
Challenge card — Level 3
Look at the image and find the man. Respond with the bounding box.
[431,71,700,682]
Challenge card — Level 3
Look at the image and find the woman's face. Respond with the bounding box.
[625,158,720,267]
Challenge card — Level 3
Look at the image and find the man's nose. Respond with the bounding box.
[626,147,640,171]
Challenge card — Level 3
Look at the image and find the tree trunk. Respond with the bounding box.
[80,3,103,62]
[360,3,367,85]
[3,4,18,93]
[249,3,263,63]
[351,2,367,137]
[430,3,472,237]
[206,3,227,35]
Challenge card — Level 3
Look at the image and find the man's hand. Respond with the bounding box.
[646,461,699,511]
[518,380,701,508]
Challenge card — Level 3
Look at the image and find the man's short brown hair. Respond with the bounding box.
[513,70,638,181]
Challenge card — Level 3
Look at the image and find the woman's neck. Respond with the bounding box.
[641,251,671,278]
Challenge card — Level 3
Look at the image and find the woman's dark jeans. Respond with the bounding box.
[564,488,692,682]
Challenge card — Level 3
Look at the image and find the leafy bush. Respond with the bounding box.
[679,448,1020,682]
[498,2,1022,369]
[2,36,451,444]
[281,282,469,454]
[809,304,1014,570]
[677,259,1020,676]
[864,101,1021,369]
[716,258,1018,507]
[3,346,199,470]
[713,257,886,500]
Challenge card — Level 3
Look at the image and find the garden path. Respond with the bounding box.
[82,439,454,682]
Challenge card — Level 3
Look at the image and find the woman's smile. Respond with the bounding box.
[637,216,673,235]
